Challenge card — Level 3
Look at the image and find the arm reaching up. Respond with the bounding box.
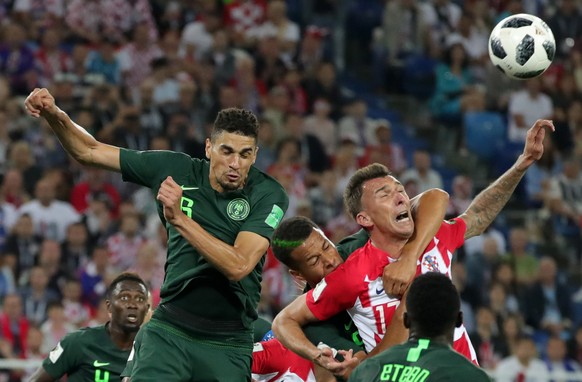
[24,88,121,171]
[461,119,554,239]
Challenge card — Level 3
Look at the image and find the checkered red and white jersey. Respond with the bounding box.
[306,218,478,364]
[252,339,315,382]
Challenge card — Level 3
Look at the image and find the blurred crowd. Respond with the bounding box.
[0,0,580,380]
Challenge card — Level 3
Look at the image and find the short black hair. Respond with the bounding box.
[406,273,460,337]
[211,108,259,142]
[271,216,318,269]
[106,272,148,299]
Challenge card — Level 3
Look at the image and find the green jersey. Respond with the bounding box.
[42,325,129,382]
[337,229,369,261]
[120,149,288,335]
[303,230,369,358]
[349,339,491,382]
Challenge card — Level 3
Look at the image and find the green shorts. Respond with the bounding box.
[128,319,252,381]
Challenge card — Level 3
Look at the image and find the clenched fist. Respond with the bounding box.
[24,88,58,118]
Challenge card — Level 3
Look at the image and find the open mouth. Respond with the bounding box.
[127,314,138,323]
[226,173,240,182]
[395,211,410,223]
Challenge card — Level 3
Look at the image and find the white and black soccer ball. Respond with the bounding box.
[488,13,555,80]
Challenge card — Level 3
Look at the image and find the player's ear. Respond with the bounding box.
[289,269,306,284]
[455,312,463,328]
[105,299,112,314]
[403,312,411,329]
[356,211,372,229]
[205,138,212,159]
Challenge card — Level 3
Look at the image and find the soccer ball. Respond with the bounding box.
[488,13,555,80]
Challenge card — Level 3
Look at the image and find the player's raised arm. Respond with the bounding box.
[460,119,554,239]
[24,88,120,172]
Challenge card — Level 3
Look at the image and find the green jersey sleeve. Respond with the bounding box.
[42,332,82,379]
[304,315,365,354]
[119,148,194,188]
[337,229,369,261]
[240,176,288,240]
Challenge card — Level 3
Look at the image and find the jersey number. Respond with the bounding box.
[181,196,194,218]
[373,302,398,335]
[95,370,110,382]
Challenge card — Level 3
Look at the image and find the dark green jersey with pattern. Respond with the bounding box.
[120,149,288,335]
[349,339,491,382]
[42,325,129,382]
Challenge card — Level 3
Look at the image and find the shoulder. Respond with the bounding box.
[246,167,288,200]
[337,229,369,261]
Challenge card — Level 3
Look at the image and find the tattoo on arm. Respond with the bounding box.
[462,165,526,239]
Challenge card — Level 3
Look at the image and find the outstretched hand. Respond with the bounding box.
[520,119,555,169]
[156,176,184,225]
[24,88,58,118]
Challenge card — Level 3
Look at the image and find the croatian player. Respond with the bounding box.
[273,120,553,377]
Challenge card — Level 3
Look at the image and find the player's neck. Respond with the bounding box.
[107,322,137,351]
[369,232,407,259]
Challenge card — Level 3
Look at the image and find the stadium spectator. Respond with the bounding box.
[60,222,91,276]
[70,167,121,218]
[34,27,72,88]
[61,278,91,328]
[65,0,157,44]
[7,141,42,197]
[4,214,41,281]
[503,227,539,286]
[522,256,573,336]
[0,294,30,359]
[19,178,80,242]
[117,23,163,100]
[338,99,376,152]
[20,266,59,326]
[543,335,581,377]
[303,98,336,157]
[0,22,38,95]
[361,119,408,176]
[39,302,75,355]
[495,335,548,382]
[400,149,444,196]
[508,78,553,144]
[180,11,222,61]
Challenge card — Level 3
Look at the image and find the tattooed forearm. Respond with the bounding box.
[461,162,527,239]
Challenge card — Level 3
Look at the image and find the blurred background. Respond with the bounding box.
[0,0,582,380]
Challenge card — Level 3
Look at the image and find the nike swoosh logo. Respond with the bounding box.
[344,321,353,331]
[180,186,199,191]
[93,361,110,367]
[376,286,384,295]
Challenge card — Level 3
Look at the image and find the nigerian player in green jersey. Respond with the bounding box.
[24,88,289,381]
[29,273,150,382]
[348,272,490,382]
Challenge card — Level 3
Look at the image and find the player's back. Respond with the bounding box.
[349,339,491,382]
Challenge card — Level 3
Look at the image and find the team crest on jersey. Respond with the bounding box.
[422,255,440,272]
[227,198,250,221]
